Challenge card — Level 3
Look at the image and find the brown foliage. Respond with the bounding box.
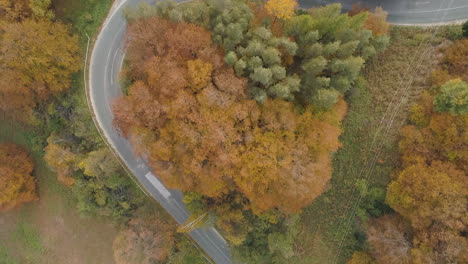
[0,143,37,211]
[348,3,370,16]
[112,216,175,264]
[444,39,468,81]
[0,0,31,22]
[366,215,412,264]
[430,69,453,87]
[411,223,468,264]
[0,70,35,122]
[113,18,346,215]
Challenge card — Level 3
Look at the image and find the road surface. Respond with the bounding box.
[299,0,468,24]
[89,1,231,263]
[88,0,468,264]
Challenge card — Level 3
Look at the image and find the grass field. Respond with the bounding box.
[0,1,117,264]
[0,119,118,264]
[292,26,453,264]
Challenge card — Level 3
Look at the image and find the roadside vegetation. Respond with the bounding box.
[116,1,467,263]
[115,0,392,263]
[0,0,207,263]
[1,0,466,264]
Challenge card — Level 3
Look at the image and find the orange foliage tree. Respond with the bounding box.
[387,161,467,232]
[0,19,80,121]
[112,215,175,264]
[391,89,467,231]
[348,5,389,36]
[383,79,468,263]
[443,39,468,81]
[364,7,389,36]
[0,143,37,211]
[113,17,346,215]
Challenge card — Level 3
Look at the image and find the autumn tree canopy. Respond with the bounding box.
[44,135,77,186]
[0,0,31,21]
[383,65,468,263]
[0,16,80,121]
[0,143,37,211]
[265,0,297,20]
[113,215,175,264]
[349,5,390,36]
[0,0,53,21]
[443,39,468,81]
[117,0,389,253]
[366,215,412,264]
[434,79,468,115]
[113,16,347,216]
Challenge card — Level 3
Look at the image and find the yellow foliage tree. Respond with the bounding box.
[265,0,297,20]
[44,136,77,187]
[0,0,30,22]
[0,143,37,211]
[386,161,467,231]
[0,19,80,121]
[187,59,213,92]
[215,207,249,245]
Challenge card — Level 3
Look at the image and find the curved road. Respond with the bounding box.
[88,1,468,264]
[89,1,231,264]
[299,0,468,24]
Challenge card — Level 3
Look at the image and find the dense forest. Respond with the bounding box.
[114,0,395,262]
[0,0,208,263]
[1,0,466,263]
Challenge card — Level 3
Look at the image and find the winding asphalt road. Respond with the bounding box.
[88,0,468,264]
[89,1,231,264]
[299,0,468,24]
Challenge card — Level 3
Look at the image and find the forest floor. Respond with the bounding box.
[0,1,116,264]
[293,26,456,264]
